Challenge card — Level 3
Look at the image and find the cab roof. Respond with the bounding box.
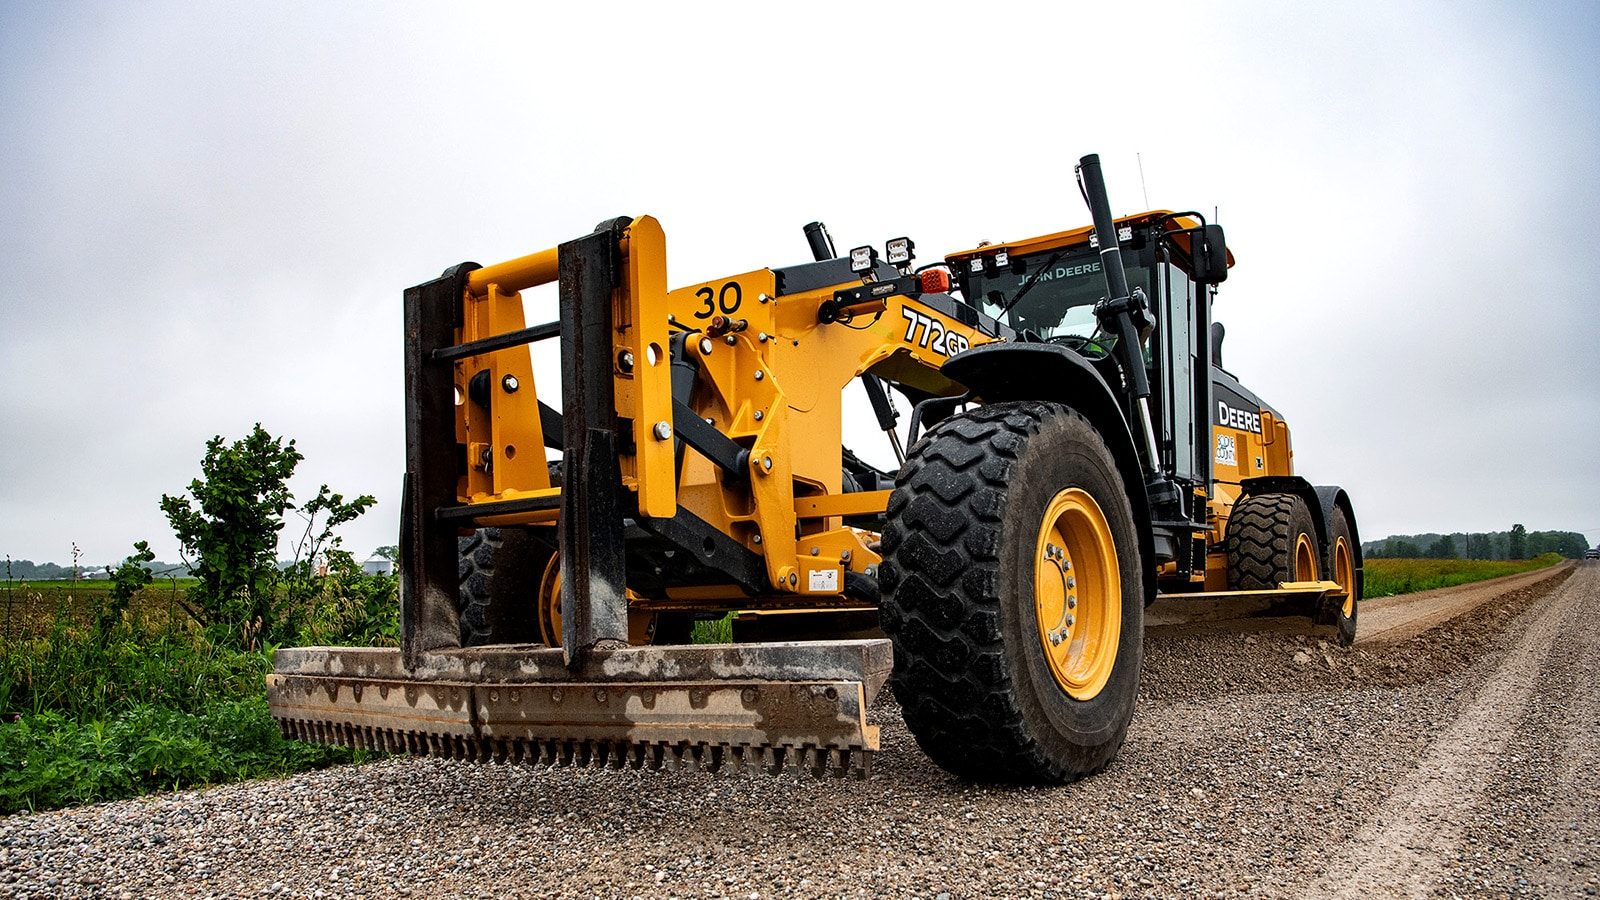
[944,210,1235,270]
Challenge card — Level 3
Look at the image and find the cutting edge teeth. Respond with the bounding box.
[275,717,874,779]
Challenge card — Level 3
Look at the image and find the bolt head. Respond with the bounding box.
[1067,595,1077,609]
[758,332,769,342]
[753,409,764,421]
[1067,576,1076,589]
[653,421,673,441]
[699,338,714,355]
[754,370,765,381]
[725,334,737,345]
[762,456,773,471]
[501,374,520,392]
[618,350,635,372]
[1065,613,1075,628]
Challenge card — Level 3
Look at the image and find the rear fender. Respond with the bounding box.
[940,343,1155,605]
[1314,485,1363,600]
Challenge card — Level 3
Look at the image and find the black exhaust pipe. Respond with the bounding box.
[1076,154,1171,499]
[804,221,836,262]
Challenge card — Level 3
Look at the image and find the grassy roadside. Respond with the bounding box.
[1362,553,1564,598]
[0,579,390,815]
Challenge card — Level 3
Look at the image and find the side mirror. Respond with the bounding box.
[1190,224,1229,285]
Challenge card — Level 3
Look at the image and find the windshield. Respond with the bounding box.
[969,247,1152,345]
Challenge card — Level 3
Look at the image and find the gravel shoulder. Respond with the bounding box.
[3,565,1595,900]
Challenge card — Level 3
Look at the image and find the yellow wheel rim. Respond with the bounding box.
[537,555,563,646]
[1034,488,1120,701]
[1332,535,1355,619]
[1295,533,1319,582]
[537,554,658,646]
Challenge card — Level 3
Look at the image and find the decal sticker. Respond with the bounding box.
[808,568,840,593]
[1215,433,1237,466]
[1216,400,1263,434]
[901,307,970,357]
[692,281,743,319]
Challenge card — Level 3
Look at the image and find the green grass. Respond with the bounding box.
[691,613,734,644]
[0,698,353,813]
[1363,553,1563,598]
[0,579,390,815]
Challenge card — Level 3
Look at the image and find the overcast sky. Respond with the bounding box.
[2,1,1596,568]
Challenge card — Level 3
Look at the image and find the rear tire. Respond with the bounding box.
[1316,507,1359,646]
[1224,493,1319,590]
[881,401,1144,784]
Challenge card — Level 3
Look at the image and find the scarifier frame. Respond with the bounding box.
[273,216,906,775]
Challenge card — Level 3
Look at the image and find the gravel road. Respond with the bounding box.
[3,563,1594,900]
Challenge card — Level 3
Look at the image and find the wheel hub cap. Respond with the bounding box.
[1034,488,1120,700]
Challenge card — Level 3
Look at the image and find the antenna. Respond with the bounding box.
[1137,153,1150,209]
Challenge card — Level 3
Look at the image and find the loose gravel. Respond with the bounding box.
[2,566,1594,900]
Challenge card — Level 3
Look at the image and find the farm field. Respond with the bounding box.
[1362,553,1563,597]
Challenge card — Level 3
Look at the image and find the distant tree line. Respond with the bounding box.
[3,557,191,581]
[1363,524,1592,560]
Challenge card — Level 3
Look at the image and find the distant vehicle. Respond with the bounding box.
[1586,549,1599,560]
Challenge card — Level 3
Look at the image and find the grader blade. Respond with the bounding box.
[267,640,890,778]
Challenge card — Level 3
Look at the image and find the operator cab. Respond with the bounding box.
[946,212,1233,542]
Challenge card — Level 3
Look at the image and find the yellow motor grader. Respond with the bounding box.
[268,154,1360,782]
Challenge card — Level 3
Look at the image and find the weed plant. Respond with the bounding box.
[1363,552,1563,598]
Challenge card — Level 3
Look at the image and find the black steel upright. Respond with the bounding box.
[400,262,478,664]
[557,221,632,663]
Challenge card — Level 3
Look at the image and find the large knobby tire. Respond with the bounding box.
[1224,493,1319,590]
[1315,507,1359,646]
[457,527,550,647]
[880,401,1144,784]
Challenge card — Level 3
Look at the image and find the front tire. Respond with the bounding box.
[880,401,1144,784]
[457,527,549,647]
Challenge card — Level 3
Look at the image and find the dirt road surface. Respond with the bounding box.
[2,563,1594,899]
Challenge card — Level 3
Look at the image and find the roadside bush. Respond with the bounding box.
[297,551,399,647]
[160,424,374,651]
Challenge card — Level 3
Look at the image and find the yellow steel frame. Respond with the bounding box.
[445,217,997,606]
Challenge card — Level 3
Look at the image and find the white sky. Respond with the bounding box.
[2,1,1597,567]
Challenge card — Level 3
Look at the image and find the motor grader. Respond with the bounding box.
[268,154,1361,782]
